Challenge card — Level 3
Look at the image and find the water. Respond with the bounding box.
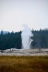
[21,24,33,49]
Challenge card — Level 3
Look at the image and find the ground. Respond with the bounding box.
[0,56,48,72]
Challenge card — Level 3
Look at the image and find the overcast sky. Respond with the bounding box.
[0,0,48,32]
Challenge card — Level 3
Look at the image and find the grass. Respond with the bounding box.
[0,56,48,72]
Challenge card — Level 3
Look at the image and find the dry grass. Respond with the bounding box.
[0,56,48,72]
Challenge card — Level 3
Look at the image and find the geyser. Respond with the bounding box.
[21,24,33,49]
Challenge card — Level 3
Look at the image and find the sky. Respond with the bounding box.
[0,0,48,32]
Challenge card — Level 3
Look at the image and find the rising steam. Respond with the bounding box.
[21,24,33,49]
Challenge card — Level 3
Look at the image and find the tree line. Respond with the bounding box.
[0,29,48,50]
[0,31,22,50]
[32,29,48,48]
